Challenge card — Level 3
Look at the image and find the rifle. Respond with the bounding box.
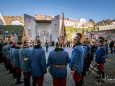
[67,72,72,79]
[87,64,97,74]
[67,65,77,79]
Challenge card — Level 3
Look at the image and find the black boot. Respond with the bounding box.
[24,78,30,86]
[13,68,17,78]
[9,64,13,74]
[102,72,105,79]
[16,73,23,85]
[96,71,101,79]
[33,83,36,86]
[75,82,82,86]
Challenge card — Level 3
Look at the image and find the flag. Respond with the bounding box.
[22,29,27,43]
[81,28,85,42]
[61,12,66,37]
[60,12,67,47]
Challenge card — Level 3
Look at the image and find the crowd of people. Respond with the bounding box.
[0,32,114,86]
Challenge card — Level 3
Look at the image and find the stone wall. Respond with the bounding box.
[24,14,36,41]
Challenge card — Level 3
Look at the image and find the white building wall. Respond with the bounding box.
[52,15,60,42]
[24,14,36,41]
[35,23,52,42]
[99,25,115,31]
[0,13,6,25]
[11,20,24,25]
[112,21,115,25]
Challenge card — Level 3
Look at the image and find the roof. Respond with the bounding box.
[3,16,24,25]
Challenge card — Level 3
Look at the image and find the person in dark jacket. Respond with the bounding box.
[2,41,7,68]
[47,42,70,86]
[12,42,23,84]
[0,40,3,63]
[6,41,12,71]
[95,37,106,82]
[9,41,17,77]
[104,39,108,57]
[69,36,85,86]
[19,40,31,86]
[45,40,48,53]
[91,42,97,60]
[84,38,91,71]
[31,39,47,86]
[109,40,114,54]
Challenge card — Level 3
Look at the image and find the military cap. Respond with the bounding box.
[76,33,82,39]
[98,37,104,43]
[74,36,81,42]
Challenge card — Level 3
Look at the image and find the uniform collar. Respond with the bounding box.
[99,45,103,47]
[15,46,20,49]
[73,42,81,48]
[54,48,64,51]
[34,45,42,48]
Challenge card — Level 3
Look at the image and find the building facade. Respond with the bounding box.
[24,14,60,43]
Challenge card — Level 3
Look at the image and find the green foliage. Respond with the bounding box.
[0,25,24,41]
[65,26,94,40]
[89,19,95,25]
[0,25,24,34]
[65,26,82,40]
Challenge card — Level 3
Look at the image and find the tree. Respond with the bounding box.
[89,19,95,25]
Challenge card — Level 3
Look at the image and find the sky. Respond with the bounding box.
[0,0,115,22]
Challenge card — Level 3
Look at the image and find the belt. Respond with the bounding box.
[53,65,66,68]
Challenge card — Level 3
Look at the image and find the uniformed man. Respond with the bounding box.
[10,41,17,77]
[104,39,108,57]
[69,36,85,86]
[6,41,12,71]
[31,39,47,86]
[85,38,91,71]
[0,40,3,63]
[2,41,7,68]
[45,40,48,53]
[95,37,106,82]
[47,42,70,86]
[91,42,97,61]
[82,41,88,84]
[12,42,23,84]
[19,40,31,86]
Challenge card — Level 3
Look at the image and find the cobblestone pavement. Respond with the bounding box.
[0,46,115,86]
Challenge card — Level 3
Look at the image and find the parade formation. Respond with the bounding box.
[0,31,115,86]
[0,1,115,86]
